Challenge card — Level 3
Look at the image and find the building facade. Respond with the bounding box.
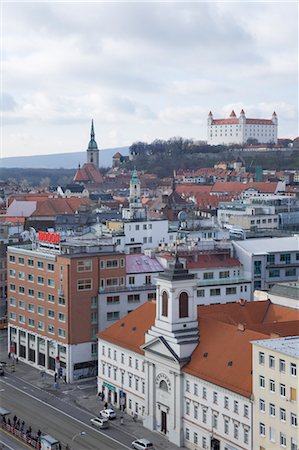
[7,234,125,382]
[233,236,299,293]
[252,337,298,450]
[207,110,278,145]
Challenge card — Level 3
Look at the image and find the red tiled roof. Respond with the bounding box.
[212,119,239,125]
[31,197,91,217]
[98,299,299,397]
[113,152,122,158]
[0,216,26,223]
[211,181,278,194]
[73,163,104,184]
[186,255,241,269]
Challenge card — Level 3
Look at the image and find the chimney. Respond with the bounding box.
[237,323,245,332]
[270,332,280,339]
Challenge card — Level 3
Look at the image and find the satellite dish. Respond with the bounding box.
[178,211,187,222]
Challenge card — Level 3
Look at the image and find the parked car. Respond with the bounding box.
[131,438,155,450]
[99,409,116,420]
[90,416,109,429]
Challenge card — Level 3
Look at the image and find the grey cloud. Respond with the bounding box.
[1,93,17,111]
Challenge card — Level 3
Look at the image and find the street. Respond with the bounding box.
[0,378,131,449]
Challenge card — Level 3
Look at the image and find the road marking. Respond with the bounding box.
[1,379,132,449]
[0,388,5,391]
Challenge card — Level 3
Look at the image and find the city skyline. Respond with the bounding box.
[2,1,298,158]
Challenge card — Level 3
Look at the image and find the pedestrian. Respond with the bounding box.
[104,401,108,409]
[8,352,11,359]
[16,357,18,364]
[64,374,67,384]
[2,416,6,424]
[7,418,11,426]
[58,443,61,450]
[16,419,20,429]
[13,415,17,425]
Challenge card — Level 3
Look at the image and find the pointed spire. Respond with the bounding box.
[208,111,213,116]
[272,111,277,116]
[230,110,236,117]
[240,109,245,115]
[87,119,98,150]
[91,119,95,139]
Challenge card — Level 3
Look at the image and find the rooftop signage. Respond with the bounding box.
[38,231,60,244]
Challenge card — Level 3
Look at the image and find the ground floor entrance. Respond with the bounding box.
[161,410,167,434]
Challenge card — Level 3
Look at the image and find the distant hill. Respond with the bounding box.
[0,146,129,169]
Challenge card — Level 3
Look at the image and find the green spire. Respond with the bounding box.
[88,119,98,150]
[131,168,139,183]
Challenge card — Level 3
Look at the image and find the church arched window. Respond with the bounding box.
[179,292,188,318]
[159,380,168,392]
[162,291,168,317]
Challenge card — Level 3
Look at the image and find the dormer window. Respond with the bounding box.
[179,292,188,318]
[162,291,168,317]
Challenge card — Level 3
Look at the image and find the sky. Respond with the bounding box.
[2,1,298,158]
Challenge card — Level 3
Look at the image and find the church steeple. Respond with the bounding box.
[87,119,99,168]
[145,256,199,361]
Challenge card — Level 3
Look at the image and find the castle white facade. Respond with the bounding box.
[207,110,278,146]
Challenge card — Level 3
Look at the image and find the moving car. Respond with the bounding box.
[90,416,109,429]
[99,409,116,420]
[131,438,155,450]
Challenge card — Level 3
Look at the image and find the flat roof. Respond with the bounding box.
[252,336,299,358]
[234,236,299,254]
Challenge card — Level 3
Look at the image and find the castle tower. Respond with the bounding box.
[129,168,142,209]
[87,120,99,168]
[207,110,213,126]
[145,256,199,361]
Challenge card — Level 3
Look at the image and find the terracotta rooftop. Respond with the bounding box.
[31,197,91,216]
[211,181,279,194]
[98,299,299,397]
[73,163,104,184]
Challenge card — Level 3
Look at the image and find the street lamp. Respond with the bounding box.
[71,431,86,447]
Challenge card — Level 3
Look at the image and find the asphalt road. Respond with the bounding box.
[0,378,133,449]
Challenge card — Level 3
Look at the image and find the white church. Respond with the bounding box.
[207,109,278,145]
[97,259,254,450]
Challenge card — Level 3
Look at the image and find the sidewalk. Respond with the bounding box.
[0,335,181,450]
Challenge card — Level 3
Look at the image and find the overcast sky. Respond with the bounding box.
[2,1,298,158]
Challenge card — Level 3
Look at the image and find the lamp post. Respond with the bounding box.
[71,431,86,448]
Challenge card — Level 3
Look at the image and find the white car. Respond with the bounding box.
[90,417,109,429]
[131,439,155,450]
[99,408,116,420]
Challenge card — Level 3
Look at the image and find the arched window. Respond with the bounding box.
[179,292,188,318]
[159,380,168,392]
[162,291,168,317]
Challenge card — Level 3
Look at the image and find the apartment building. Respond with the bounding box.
[97,253,162,331]
[7,233,126,382]
[252,336,298,450]
[233,236,299,292]
[157,249,251,304]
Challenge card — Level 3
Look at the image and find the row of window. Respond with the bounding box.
[197,286,247,297]
[269,268,297,278]
[100,258,125,269]
[10,279,55,292]
[202,270,240,280]
[259,399,297,425]
[259,352,297,375]
[259,375,297,400]
[102,363,145,393]
[10,294,65,305]
[267,253,299,264]
[10,300,65,321]
[102,345,145,371]
[9,256,55,271]
[106,293,155,305]
[250,217,277,225]
[9,314,65,337]
[185,419,249,445]
[259,424,297,448]
[129,224,153,231]
[185,380,249,417]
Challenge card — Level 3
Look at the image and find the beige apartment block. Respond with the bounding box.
[252,336,298,450]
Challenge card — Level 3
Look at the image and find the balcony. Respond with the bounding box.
[99,284,156,294]
[197,277,251,287]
